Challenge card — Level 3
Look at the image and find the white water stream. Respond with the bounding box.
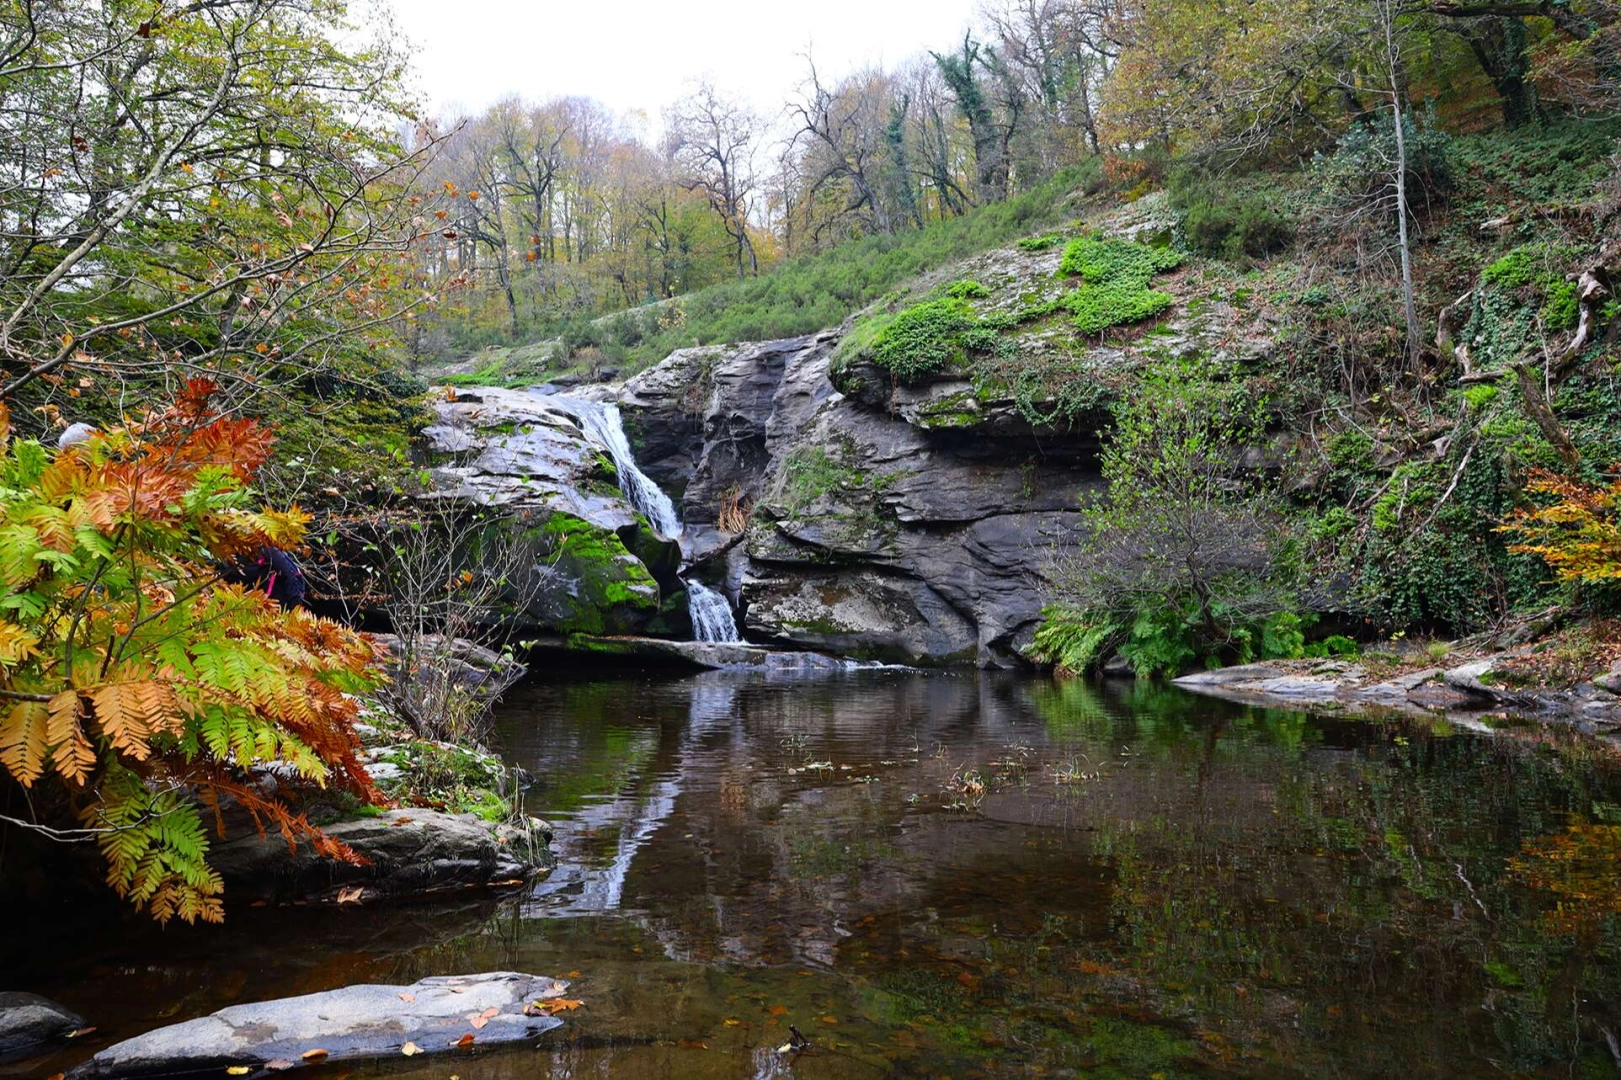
[560,397,741,643]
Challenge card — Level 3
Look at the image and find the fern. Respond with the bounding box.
[0,380,381,923]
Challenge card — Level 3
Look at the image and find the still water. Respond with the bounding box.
[10,671,1621,1079]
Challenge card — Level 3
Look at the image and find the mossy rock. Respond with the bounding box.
[642,587,696,639]
[529,513,661,635]
[620,513,682,590]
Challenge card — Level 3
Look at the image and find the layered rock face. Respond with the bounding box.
[423,386,682,636]
[617,334,1098,667]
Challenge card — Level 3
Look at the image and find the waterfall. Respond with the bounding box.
[557,395,743,643]
[562,399,683,539]
[687,580,740,643]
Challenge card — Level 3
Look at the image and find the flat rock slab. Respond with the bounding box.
[67,972,567,1078]
[209,809,549,903]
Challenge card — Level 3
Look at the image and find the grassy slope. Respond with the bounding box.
[422,162,1102,387]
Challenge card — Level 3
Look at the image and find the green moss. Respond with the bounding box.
[540,513,659,633]
[1059,236,1184,282]
[869,296,977,382]
[1057,237,1184,334]
[1462,383,1500,411]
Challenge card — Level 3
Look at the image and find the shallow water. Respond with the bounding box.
[10,671,1621,1079]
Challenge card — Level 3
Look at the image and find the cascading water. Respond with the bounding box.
[686,580,740,643]
[558,396,743,642]
[562,399,682,539]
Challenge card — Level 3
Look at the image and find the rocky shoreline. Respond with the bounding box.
[1173,652,1621,736]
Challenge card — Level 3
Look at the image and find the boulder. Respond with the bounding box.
[0,992,84,1061]
[1443,660,1533,703]
[209,809,551,903]
[370,634,525,702]
[417,387,678,637]
[67,972,568,1078]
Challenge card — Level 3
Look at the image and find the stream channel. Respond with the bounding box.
[8,671,1621,1079]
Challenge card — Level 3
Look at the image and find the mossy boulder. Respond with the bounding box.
[530,514,662,635]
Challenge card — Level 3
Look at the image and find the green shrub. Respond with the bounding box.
[1119,607,1199,677]
[869,296,977,382]
[1312,108,1452,215]
[945,279,990,299]
[1304,634,1362,659]
[1016,233,1063,252]
[1183,196,1294,261]
[1046,361,1301,677]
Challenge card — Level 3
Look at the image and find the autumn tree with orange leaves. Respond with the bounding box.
[0,382,382,923]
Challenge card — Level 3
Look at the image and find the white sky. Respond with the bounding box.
[380,0,983,126]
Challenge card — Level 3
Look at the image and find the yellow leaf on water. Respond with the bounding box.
[723,1019,741,1027]
[226,1069,251,1076]
[401,1041,421,1056]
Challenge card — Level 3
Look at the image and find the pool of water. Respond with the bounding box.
[9,671,1621,1079]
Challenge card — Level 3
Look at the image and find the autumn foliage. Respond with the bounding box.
[0,381,382,923]
[1499,470,1621,586]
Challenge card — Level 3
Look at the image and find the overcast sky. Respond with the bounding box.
[381,0,983,127]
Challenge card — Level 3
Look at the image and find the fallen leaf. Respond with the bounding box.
[820,1015,837,1024]
[401,1041,421,1056]
[67,1027,95,1038]
[776,1043,794,1053]
[479,1007,499,1019]
[448,986,464,994]
[265,1061,296,1072]
[456,1033,476,1048]
[226,1069,252,1076]
[46,1074,65,1080]
[768,1005,789,1016]
[468,1014,488,1030]
[679,1039,708,1050]
[723,1019,742,1027]
[565,971,582,979]
[397,992,416,1003]
[335,886,363,905]
[301,1049,329,1061]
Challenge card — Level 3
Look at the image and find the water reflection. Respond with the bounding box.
[8,671,1621,1080]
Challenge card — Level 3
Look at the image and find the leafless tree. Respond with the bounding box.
[317,504,553,742]
[667,82,761,279]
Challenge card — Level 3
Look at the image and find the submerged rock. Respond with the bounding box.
[67,972,568,1078]
[210,809,551,903]
[0,991,84,1061]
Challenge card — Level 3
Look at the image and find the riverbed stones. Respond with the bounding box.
[0,992,84,1061]
[66,972,568,1078]
[209,809,551,903]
